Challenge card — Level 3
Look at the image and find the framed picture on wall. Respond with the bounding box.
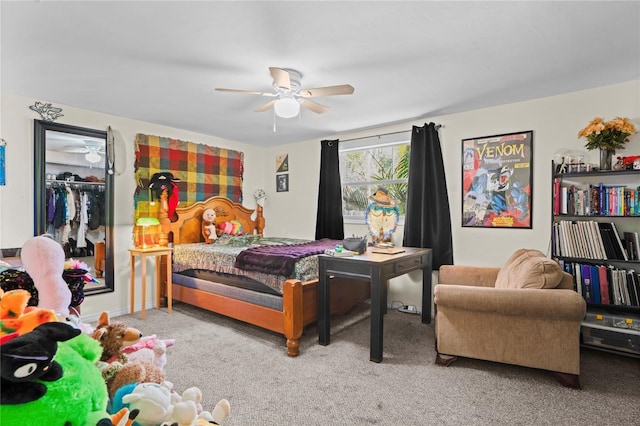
[461,130,533,228]
[276,173,289,192]
[276,154,289,173]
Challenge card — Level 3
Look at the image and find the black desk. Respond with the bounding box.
[318,247,432,362]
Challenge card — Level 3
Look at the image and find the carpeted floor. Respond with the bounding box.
[115,302,640,425]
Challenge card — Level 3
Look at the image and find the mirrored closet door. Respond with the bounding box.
[34,120,114,294]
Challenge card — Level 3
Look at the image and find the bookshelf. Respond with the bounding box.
[551,162,640,357]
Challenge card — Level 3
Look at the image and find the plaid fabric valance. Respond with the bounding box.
[134,134,244,221]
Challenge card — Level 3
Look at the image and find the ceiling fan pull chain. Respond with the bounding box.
[273,110,277,132]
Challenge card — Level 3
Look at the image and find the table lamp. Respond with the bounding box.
[135,217,160,249]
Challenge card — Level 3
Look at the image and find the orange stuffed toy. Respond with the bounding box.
[0,289,58,336]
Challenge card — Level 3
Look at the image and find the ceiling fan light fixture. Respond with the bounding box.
[274,97,300,118]
[85,151,102,163]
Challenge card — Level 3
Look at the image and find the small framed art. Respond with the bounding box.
[276,173,289,192]
[276,154,289,173]
[461,130,533,228]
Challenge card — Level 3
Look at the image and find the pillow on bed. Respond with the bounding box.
[213,234,260,246]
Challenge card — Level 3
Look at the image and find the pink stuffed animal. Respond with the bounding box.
[20,235,71,316]
[122,334,176,370]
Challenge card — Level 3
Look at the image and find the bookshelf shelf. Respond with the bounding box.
[551,162,640,357]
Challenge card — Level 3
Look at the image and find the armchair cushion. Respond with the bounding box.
[495,248,564,290]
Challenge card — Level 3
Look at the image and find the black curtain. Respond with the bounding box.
[403,123,453,268]
[315,139,344,240]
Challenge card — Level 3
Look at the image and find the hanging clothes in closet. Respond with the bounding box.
[45,181,105,255]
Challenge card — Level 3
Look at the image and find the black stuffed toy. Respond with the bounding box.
[0,322,80,404]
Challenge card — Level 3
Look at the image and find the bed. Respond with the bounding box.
[156,192,370,356]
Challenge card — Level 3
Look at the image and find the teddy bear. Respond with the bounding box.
[93,311,143,363]
[107,359,166,398]
[122,334,176,370]
[201,208,218,244]
[0,323,116,425]
[20,234,72,316]
[0,288,58,337]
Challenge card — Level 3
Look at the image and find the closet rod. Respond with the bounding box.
[339,124,442,143]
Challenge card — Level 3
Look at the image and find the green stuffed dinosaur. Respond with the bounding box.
[0,323,113,425]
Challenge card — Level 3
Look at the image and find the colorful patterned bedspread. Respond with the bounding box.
[172,235,322,294]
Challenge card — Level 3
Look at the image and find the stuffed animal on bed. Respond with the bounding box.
[201,208,218,244]
[218,220,243,236]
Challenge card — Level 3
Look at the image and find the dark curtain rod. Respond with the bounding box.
[339,124,442,143]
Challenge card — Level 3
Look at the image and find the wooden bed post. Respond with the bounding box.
[282,279,303,357]
[158,189,170,247]
[256,205,265,236]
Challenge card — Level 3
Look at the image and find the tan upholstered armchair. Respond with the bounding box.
[434,249,587,388]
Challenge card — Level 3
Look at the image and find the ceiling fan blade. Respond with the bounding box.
[255,99,277,112]
[300,99,329,114]
[215,88,275,97]
[269,67,291,90]
[299,84,354,98]
[63,146,89,154]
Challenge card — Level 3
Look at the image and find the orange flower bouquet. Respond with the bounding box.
[578,116,636,151]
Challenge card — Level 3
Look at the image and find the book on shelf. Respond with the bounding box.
[597,265,610,305]
[590,265,601,304]
[627,270,640,307]
[597,222,628,260]
[609,222,629,260]
[581,264,592,303]
[562,261,640,307]
[623,232,640,261]
[553,178,561,215]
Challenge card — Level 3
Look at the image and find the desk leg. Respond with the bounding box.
[166,253,172,314]
[155,255,161,310]
[318,259,330,345]
[421,252,433,324]
[141,255,147,320]
[130,253,135,316]
[370,267,384,363]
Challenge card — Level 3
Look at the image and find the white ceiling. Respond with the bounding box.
[2,1,639,148]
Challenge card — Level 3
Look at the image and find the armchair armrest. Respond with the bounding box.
[434,285,586,321]
[438,265,500,288]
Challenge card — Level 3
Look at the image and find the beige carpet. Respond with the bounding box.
[114,302,640,425]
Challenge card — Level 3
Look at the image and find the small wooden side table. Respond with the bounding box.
[128,247,173,320]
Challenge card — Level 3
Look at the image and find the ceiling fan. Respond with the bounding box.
[215,67,355,118]
[62,139,106,164]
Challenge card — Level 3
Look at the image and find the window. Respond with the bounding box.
[339,133,410,223]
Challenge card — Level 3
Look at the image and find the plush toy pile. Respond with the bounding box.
[0,236,231,425]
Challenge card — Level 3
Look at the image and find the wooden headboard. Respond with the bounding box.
[157,190,265,246]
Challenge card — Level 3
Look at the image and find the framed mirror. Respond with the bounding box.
[34,120,114,295]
